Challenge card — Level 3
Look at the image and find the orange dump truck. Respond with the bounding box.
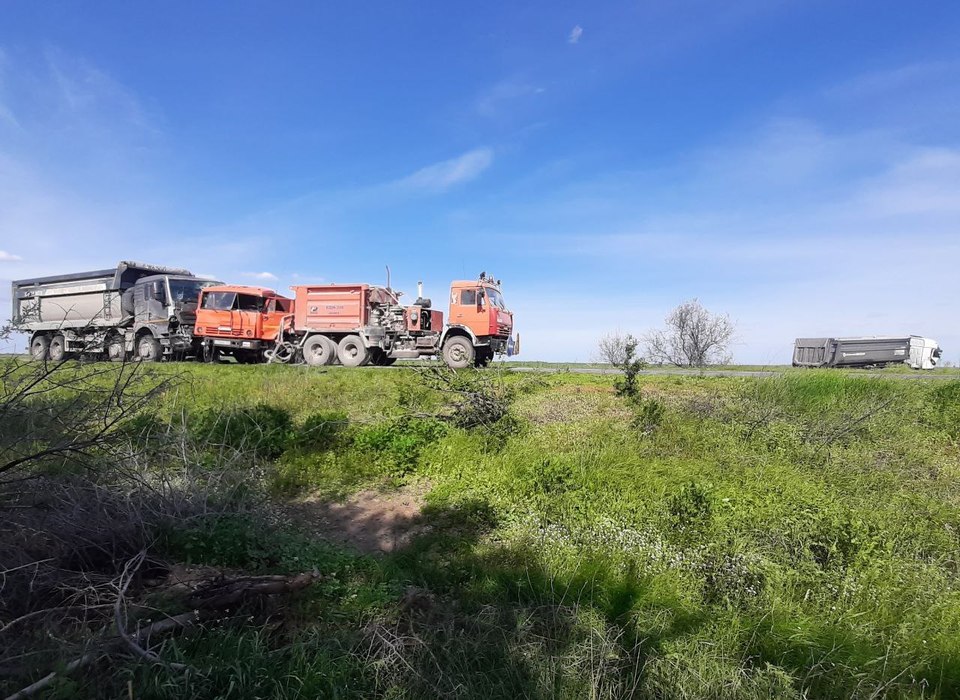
[193,273,516,368]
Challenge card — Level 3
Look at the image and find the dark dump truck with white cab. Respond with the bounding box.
[12,261,220,362]
[792,336,942,370]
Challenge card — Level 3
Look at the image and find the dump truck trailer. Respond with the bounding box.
[13,261,220,362]
[792,336,942,370]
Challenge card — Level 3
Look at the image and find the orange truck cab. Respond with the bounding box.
[194,285,293,363]
[440,273,516,368]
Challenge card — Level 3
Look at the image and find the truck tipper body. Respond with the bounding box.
[12,261,220,362]
[792,336,942,370]
[193,272,517,369]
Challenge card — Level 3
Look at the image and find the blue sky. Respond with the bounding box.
[1,1,959,362]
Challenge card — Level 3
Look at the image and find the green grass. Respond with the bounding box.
[11,362,960,698]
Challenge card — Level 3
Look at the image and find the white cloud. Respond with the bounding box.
[568,25,583,44]
[475,79,544,119]
[0,250,23,262]
[394,148,493,192]
[243,271,278,281]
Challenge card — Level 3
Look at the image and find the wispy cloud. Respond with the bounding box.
[394,148,493,192]
[0,48,275,306]
[475,79,544,119]
[568,25,583,44]
[243,271,278,281]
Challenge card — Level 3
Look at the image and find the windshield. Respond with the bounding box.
[200,291,237,310]
[169,278,220,303]
[484,287,507,310]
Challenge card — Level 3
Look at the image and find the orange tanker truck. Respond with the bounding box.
[193,272,516,369]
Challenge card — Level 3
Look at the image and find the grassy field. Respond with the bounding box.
[505,360,960,376]
[5,362,960,698]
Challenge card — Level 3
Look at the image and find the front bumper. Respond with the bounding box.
[210,338,264,350]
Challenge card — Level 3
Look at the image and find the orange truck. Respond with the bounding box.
[193,273,516,369]
[193,285,293,363]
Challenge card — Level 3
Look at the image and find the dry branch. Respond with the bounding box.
[2,569,318,700]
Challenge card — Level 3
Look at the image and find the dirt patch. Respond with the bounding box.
[284,482,430,554]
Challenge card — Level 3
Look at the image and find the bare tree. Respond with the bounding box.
[594,333,647,398]
[596,332,634,367]
[643,299,735,367]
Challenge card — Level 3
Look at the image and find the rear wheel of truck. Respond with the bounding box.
[48,335,67,362]
[106,336,126,362]
[30,335,50,361]
[137,335,162,362]
[369,349,398,367]
[338,335,370,367]
[442,336,475,370]
[303,335,336,366]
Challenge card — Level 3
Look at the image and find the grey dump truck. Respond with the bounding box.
[792,336,942,370]
[12,261,221,362]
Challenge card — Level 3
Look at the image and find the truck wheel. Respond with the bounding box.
[137,335,162,362]
[202,342,219,363]
[442,336,474,370]
[30,335,50,361]
[474,349,493,368]
[369,349,396,366]
[338,335,370,367]
[106,336,126,362]
[303,335,336,366]
[238,351,263,364]
[49,335,67,362]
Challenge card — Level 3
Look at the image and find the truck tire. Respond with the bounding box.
[137,334,162,362]
[237,351,262,364]
[202,341,219,364]
[49,334,67,362]
[106,335,126,362]
[474,348,493,368]
[303,335,336,366]
[369,348,397,366]
[442,336,474,370]
[338,335,370,367]
[30,335,50,361]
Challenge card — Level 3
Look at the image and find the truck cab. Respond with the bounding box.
[442,273,516,368]
[132,274,221,355]
[194,285,293,363]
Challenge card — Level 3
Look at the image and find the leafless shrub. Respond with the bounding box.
[0,340,270,691]
[0,356,173,481]
[360,601,645,699]
[416,365,516,430]
[644,298,736,367]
